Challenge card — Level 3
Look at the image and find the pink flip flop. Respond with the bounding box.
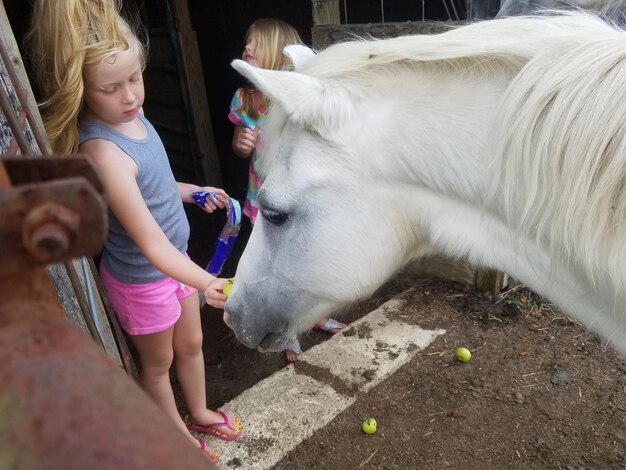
[186,411,242,441]
[314,318,347,334]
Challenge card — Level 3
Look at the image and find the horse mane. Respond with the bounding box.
[488,20,626,292]
[300,11,618,81]
[262,12,624,151]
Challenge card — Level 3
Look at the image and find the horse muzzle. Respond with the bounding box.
[256,331,295,353]
[223,296,294,351]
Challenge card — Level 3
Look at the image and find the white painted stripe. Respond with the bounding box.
[208,368,354,468]
[208,297,445,469]
[301,299,445,392]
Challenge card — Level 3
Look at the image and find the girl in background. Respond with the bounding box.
[28,0,241,462]
[229,18,347,363]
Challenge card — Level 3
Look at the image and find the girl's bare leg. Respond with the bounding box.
[132,321,220,461]
[173,293,239,436]
[131,327,201,444]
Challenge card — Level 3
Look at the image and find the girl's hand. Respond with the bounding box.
[233,126,260,158]
[198,186,228,213]
[204,276,228,308]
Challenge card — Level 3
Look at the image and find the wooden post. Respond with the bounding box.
[169,0,222,187]
[475,268,508,299]
[312,0,340,26]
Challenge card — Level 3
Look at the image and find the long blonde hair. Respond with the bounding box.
[238,18,303,120]
[26,0,146,154]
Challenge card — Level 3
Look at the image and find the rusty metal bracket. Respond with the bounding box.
[2,154,104,190]
[0,155,106,272]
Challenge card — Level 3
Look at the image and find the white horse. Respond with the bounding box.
[224,12,626,356]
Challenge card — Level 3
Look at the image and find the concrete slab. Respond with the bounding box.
[208,296,445,469]
[301,299,446,392]
[210,367,354,469]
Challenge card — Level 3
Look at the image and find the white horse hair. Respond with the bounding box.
[224,12,626,355]
[498,0,626,18]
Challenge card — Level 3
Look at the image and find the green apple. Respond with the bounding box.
[222,278,235,297]
[362,418,377,434]
[455,347,472,363]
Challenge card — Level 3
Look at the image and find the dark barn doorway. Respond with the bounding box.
[186,1,313,203]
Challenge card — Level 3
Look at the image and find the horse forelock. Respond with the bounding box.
[256,86,366,185]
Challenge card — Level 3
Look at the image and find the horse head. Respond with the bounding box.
[224,51,433,352]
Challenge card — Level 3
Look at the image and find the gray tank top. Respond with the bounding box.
[79,113,189,283]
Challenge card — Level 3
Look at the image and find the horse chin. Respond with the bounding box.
[257,332,295,353]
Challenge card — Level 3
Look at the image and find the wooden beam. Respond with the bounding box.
[170,0,222,187]
[312,21,464,49]
[312,0,340,26]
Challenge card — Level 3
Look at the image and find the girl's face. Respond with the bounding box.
[243,30,264,68]
[82,48,145,128]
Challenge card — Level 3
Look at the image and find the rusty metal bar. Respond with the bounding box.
[3,155,104,191]
[2,157,108,350]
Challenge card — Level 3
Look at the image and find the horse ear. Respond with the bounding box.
[231,59,350,134]
[283,44,316,70]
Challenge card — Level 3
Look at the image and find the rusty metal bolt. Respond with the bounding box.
[22,202,80,263]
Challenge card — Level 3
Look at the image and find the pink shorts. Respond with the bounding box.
[100,262,197,336]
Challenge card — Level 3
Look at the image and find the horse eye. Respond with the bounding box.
[262,208,289,225]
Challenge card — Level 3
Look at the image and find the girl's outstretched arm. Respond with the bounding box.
[82,138,227,308]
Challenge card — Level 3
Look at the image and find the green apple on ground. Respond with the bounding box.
[455,347,472,363]
[362,418,377,434]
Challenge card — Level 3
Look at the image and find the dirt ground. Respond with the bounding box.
[195,276,625,470]
[183,210,625,469]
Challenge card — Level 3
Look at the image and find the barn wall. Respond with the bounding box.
[132,0,222,187]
